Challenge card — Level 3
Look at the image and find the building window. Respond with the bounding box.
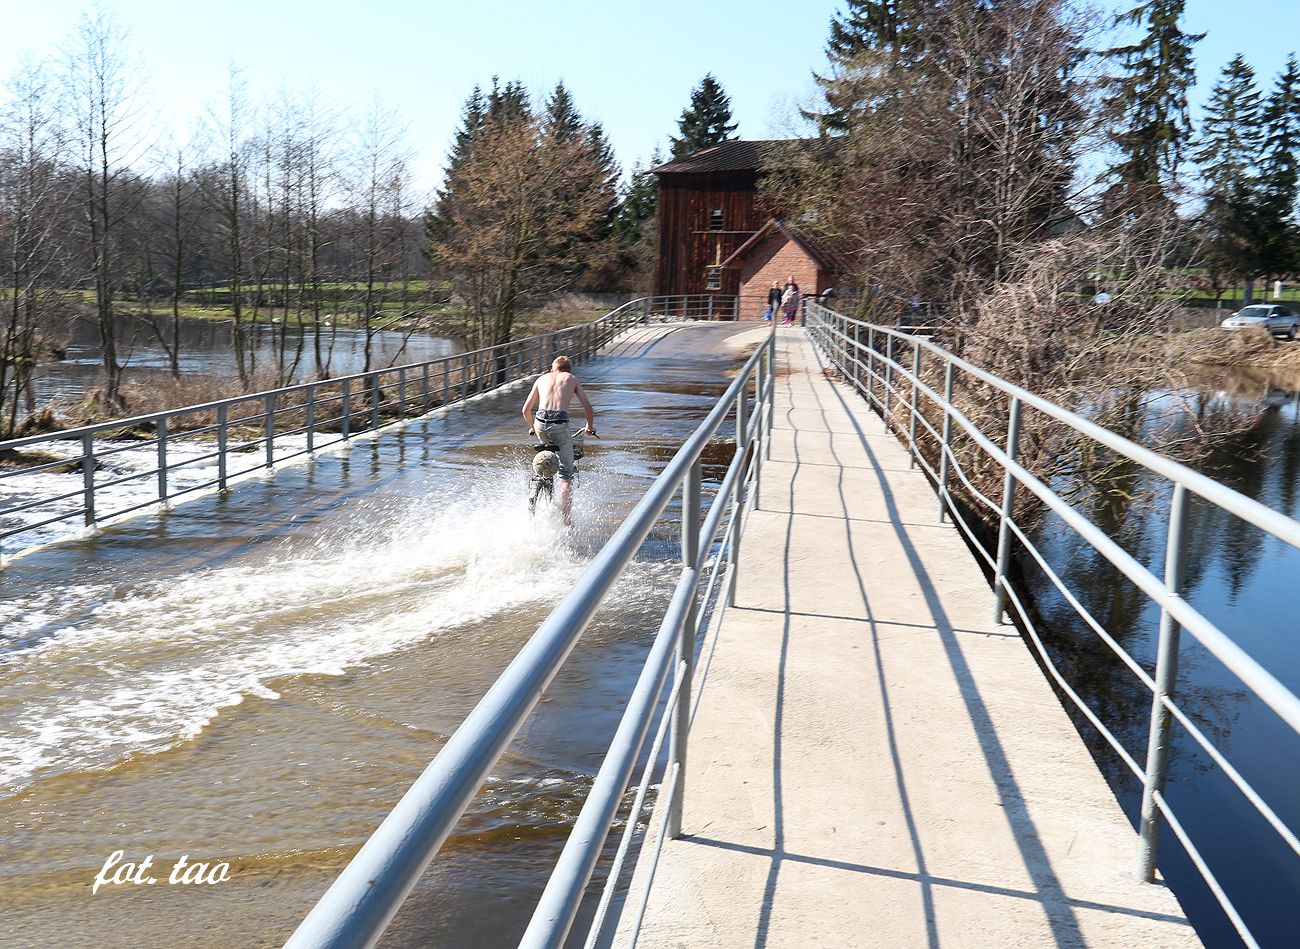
[709,208,724,231]
[705,267,722,290]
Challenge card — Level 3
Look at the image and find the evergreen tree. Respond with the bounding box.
[544,81,583,143]
[1256,54,1300,276]
[1105,0,1204,210]
[1193,56,1264,294]
[426,79,530,249]
[801,1,913,134]
[614,153,659,245]
[670,75,737,158]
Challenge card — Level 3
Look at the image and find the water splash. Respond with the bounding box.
[0,461,651,795]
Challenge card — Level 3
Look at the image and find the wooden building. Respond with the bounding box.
[651,140,844,318]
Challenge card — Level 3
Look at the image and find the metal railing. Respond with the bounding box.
[0,295,734,562]
[284,328,776,949]
[805,301,1300,949]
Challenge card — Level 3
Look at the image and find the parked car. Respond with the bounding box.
[1220,304,1300,340]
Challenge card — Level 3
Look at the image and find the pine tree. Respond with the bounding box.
[1105,0,1204,210]
[1256,54,1300,277]
[670,75,737,158]
[1193,56,1264,296]
[801,1,913,134]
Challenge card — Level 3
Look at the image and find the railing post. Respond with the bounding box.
[217,404,229,490]
[81,432,95,526]
[908,343,921,468]
[462,353,472,401]
[422,364,431,412]
[992,397,1023,624]
[867,325,877,409]
[370,374,381,432]
[728,387,749,608]
[306,384,316,453]
[156,418,168,502]
[441,361,451,408]
[264,394,276,469]
[938,361,955,522]
[851,321,861,394]
[753,359,764,508]
[398,367,408,419]
[765,332,775,453]
[884,334,895,432]
[707,296,714,320]
[341,381,351,441]
[668,457,702,840]
[1139,483,1190,881]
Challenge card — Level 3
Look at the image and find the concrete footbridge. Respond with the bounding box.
[3,299,1297,947]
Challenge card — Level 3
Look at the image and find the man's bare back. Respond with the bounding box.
[522,356,595,436]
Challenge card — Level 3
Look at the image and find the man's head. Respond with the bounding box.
[552,355,571,373]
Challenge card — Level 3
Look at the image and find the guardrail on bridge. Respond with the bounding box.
[805,301,1300,949]
[282,324,775,949]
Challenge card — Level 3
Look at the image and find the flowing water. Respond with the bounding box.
[29,314,459,405]
[0,323,751,948]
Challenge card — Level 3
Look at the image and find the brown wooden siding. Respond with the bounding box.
[653,170,771,298]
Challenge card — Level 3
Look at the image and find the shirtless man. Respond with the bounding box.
[522,355,596,526]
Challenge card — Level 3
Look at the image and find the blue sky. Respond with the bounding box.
[1,0,1296,195]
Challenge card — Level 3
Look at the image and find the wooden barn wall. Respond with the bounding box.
[654,171,769,298]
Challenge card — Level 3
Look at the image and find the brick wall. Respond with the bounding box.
[735,231,828,320]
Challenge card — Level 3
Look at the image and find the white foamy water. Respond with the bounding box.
[0,464,667,794]
[0,432,315,556]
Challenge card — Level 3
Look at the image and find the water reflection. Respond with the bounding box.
[1023,366,1300,948]
[30,314,460,405]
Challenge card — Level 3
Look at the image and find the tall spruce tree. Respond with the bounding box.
[614,153,659,244]
[670,75,737,158]
[1105,0,1204,210]
[1193,56,1264,296]
[544,81,583,142]
[1256,54,1300,277]
[425,80,528,248]
[801,1,913,134]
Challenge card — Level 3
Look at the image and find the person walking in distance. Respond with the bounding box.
[766,281,783,322]
[522,355,596,527]
[781,277,801,326]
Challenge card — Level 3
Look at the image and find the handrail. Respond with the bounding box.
[0,294,740,561]
[804,301,1300,949]
[284,325,775,948]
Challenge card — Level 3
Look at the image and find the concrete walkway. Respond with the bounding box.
[621,329,1199,948]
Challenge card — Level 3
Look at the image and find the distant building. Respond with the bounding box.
[650,140,846,318]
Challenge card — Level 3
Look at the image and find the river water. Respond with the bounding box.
[1025,365,1300,948]
[30,314,459,405]
[0,323,746,947]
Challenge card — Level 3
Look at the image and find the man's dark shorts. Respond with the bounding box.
[534,413,575,481]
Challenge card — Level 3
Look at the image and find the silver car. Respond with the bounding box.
[1220,304,1299,340]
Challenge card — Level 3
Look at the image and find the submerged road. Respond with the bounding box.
[0,323,752,948]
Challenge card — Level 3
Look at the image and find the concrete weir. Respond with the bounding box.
[620,329,1199,948]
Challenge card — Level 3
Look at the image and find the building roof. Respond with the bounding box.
[650,139,819,175]
[719,218,851,274]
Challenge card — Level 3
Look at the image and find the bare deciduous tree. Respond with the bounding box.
[64,5,150,405]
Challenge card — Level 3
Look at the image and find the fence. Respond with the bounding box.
[0,295,734,562]
[805,301,1300,949]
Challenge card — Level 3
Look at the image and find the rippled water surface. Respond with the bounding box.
[0,323,751,947]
